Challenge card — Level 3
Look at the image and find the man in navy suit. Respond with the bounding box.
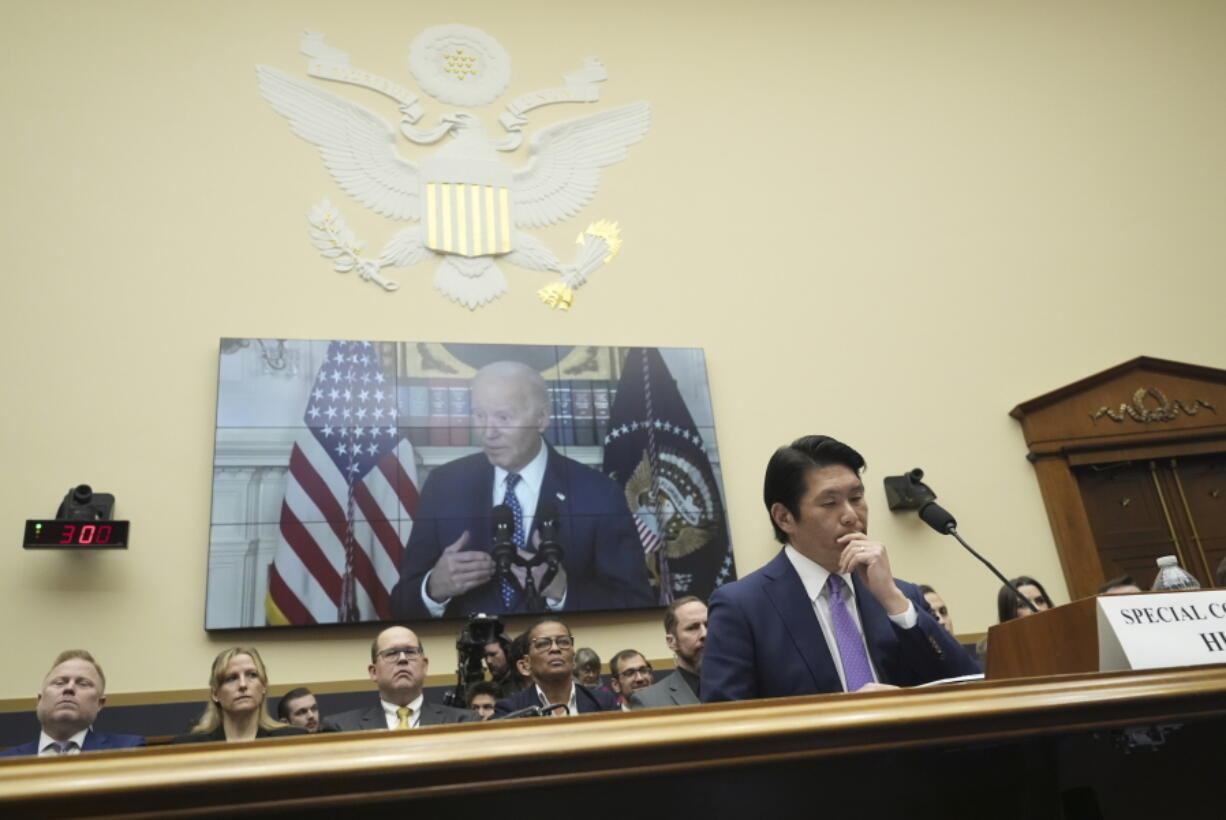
[494,618,619,717]
[1,650,144,757]
[391,361,653,619]
[701,436,979,703]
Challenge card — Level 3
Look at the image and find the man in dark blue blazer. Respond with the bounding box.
[391,361,653,619]
[494,618,619,717]
[702,436,980,703]
[1,650,145,757]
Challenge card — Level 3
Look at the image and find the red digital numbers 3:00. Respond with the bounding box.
[58,524,113,545]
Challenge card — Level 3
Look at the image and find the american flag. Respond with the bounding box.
[266,341,419,625]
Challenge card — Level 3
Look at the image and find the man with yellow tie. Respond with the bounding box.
[321,626,477,732]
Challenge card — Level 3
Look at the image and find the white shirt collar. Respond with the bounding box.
[380,693,424,729]
[494,435,548,489]
[38,727,89,755]
[784,544,856,605]
[534,682,578,717]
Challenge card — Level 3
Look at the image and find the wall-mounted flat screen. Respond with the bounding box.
[207,340,736,629]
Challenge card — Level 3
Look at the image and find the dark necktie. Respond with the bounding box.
[826,574,875,692]
[48,740,77,755]
[499,473,525,609]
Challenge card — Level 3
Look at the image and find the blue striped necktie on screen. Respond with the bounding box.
[826,574,875,692]
[499,473,526,609]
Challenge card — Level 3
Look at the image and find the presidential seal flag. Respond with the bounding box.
[266,341,419,625]
[602,348,736,604]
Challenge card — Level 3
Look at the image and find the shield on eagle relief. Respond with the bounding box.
[420,157,513,257]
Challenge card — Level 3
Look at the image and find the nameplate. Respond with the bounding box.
[1097,591,1226,671]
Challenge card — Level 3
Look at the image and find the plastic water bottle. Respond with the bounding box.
[1151,555,1201,590]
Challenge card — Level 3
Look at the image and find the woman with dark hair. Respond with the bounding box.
[173,647,305,743]
[997,576,1053,623]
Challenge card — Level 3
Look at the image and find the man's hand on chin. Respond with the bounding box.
[835,532,910,616]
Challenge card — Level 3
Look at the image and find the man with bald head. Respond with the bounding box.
[320,626,477,731]
[392,360,653,618]
[1,650,145,757]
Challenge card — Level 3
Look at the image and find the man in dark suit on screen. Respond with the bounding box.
[1,650,144,757]
[701,435,979,703]
[391,361,653,619]
[321,626,476,732]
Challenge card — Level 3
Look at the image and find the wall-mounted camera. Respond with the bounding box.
[883,468,937,511]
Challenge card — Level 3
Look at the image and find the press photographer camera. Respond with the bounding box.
[443,613,509,708]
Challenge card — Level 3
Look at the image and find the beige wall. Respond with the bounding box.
[3,0,1225,700]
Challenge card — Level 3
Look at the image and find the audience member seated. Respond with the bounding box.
[505,633,534,692]
[918,585,956,636]
[483,635,518,698]
[0,650,144,757]
[997,576,1053,622]
[276,686,321,733]
[321,626,476,732]
[465,681,501,721]
[702,435,979,702]
[607,649,653,709]
[1098,575,1141,595]
[573,647,602,687]
[629,597,707,709]
[172,647,304,744]
[494,618,619,717]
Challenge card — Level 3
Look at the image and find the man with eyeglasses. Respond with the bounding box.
[607,649,653,710]
[321,626,478,732]
[494,619,619,717]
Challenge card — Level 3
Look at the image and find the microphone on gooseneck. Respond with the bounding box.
[918,502,1039,614]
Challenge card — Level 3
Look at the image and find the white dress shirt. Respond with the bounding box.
[783,545,916,691]
[534,682,579,717]
[380,694,424,729]
[37,727,88,756]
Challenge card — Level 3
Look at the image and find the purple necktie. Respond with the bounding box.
[826,574,875,692]
[499,473,525,610]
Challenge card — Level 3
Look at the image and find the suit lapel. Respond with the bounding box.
[852,572,898,684]
[362,703,386,730]
[762,552,841,693]
[472,458,496,550]
[536,446,569,523]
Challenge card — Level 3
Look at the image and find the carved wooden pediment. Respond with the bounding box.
[1011,356,1226,459]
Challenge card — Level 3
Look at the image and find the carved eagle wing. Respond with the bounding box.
[256,66,420,221]
[512,102,650,229]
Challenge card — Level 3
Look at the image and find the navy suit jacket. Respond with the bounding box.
[0,729,146,757]
[701,550,980,702]
[391,446,654,618]
[493,683,619,717]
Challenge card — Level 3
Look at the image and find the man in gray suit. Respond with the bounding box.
[628,597,708,709]
[321,626,476,731]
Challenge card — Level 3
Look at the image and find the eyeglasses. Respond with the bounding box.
[530,636,575,651]
[377,646,424,662]
[617,665,653,679]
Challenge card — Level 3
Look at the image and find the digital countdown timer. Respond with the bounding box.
[24,520,130,549]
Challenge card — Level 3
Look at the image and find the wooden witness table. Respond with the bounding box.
[2,666,1225,819]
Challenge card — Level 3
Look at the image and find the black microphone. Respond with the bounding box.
[536,504,564,566]
[917,502,1039,614]
[918,502,957,534]
[491,504,517,573]
[492,704,543,720]
[491,702,570,720]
